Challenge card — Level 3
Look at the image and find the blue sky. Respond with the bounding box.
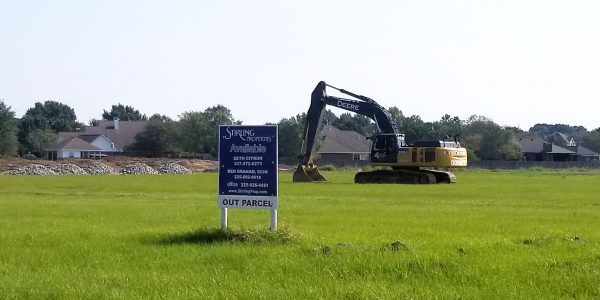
[1,0,599,130]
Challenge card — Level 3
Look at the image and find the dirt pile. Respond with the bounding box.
[82,162,118,175]
[0,157,217,175]
[120,163,160,175]
[157,162,192,174]
[3,164,58,176]
[51,163,89,175]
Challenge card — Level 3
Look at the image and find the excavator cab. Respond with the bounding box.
[371,134,407,163]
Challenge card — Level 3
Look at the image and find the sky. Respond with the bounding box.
[1,0,599,130]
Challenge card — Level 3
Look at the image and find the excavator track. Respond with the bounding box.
[421,169,456,183]
[354,169,456,184]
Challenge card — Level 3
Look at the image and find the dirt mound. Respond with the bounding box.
[51,163,89,175]
[2,164,58,176]
[82,162,118,175]
[120,163,159,175]
[157,162,192,174]
[0,157,218,175]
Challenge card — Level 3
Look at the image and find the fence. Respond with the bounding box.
[279,157,370,169]
[280,157,600,170]
[467,160,600,169]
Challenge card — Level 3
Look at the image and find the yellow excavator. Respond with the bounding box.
[293,81,467,184]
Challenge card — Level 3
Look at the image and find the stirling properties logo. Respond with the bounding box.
[223,127,255,141]
[223,127,273,143]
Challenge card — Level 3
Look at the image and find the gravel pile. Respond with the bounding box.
[84,162,118,175]
[120,163,159,175]
[2,164,58,176]
[51,163,89,175]
[157,162,192,174]
[1,161,199,176]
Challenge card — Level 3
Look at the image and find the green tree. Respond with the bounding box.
[130,118,180,156]
[463,116,521,160]
[26,129,57,154]
[178,111,210,156]
[529,123,587,140]
[478,126,521,160]
[322,109,339,126]
[88,118,100,127]
[277,113,306,157]
[460,115,490,160]
[20,101,79,132]
[333,113,376,136]
[176,105,239,158]
[102,104,147,121]
[18,101,80,153]
[582,129,600,153]
[203,105,240,156]
[0,101,18,156]
[402,115,430,144]
[149,114,173,122]
[388,108,460,143]
[433,114,462,139]
[388,107,405,129]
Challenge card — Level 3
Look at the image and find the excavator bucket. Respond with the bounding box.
[293,164,327,182]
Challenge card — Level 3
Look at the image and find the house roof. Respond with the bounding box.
[574,145,600,156]
[83,120,147,150]
[49,120,147,152]
[78,134,102,143]
[47,137,101,151]
[517,138,575,154]
[57,132,79,143]
[318,125,370,154]
[518,137,546,153]
[548,144,575,154]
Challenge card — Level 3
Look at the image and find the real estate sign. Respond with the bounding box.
[218,125,278,211]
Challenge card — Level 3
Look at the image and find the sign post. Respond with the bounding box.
[218,125,278,231]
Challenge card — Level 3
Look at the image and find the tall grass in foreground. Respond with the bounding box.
[1,170,600,299]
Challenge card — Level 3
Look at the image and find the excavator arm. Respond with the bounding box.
[293,81,399,182]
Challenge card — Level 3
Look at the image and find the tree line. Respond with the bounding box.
[1,99,600,160]
[0,100,239,159]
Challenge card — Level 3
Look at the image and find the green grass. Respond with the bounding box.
[1,170,600,299]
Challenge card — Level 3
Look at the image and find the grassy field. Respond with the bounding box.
[1,169,600,299]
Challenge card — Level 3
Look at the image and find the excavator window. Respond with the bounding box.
[371,135,399,163]
[374,137,387,151]
[374,135,398,151]
[387,137,397,151]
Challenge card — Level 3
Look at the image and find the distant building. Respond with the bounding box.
[46,119,148,160]
[566,144,600,161]
[46,136,103,160]
[518,136,599,162]
[317,125,371,162]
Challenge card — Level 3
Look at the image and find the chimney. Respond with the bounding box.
[543,143,552,153]
[114,118,119,130]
